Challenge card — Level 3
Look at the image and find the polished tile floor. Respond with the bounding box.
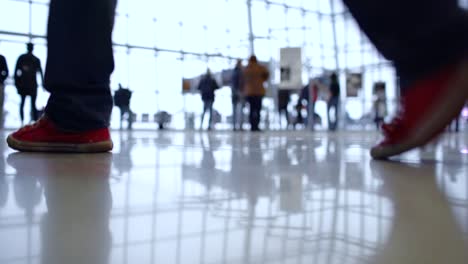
[0,130,467,264]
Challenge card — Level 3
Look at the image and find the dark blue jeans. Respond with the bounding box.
[247,96,263,131]
[44,0,116,131]
[200,100,214,129]
[344,0,467,89]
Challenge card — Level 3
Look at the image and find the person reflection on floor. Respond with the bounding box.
[7,153,113,264]
[198,69,220,131]
[113,131,135,177]
[13,170,43,223]
[14,43,44,124]
[199,134,222,191]
[7,153,43,223]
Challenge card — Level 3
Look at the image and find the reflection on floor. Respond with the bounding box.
[0,130,467,264]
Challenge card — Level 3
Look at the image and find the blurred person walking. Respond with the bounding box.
[0,53,8,129]
[298,80,319,129]
[231,59,245,131]
[373,82,387,131]
[327,72,340,131]
[277,89,291,129]
[244,55,269,132]
[14,43,44,124]
[114,83,133,130]
[198,69,220,131]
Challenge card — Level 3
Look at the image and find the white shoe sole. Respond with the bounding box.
[7,135,113,153]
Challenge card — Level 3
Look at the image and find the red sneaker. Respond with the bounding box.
[7,117,113,153]
[371,60,468,159]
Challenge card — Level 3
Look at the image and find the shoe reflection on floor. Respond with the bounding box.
[7,153,112,264]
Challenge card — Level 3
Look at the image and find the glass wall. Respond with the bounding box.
[3,0,465,130]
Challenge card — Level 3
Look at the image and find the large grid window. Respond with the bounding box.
[1,0,466,129]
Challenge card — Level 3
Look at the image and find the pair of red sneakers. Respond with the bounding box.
[6,60,468,157]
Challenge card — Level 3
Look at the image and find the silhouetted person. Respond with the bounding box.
[277,89,290,129]
[198,69,219,130]
[14,43,44,124]
[244,55,269,132]
[295,83,310,128]
[0,54,7,84]
[327,73,340,131]
[231,59,245,131]
[0,54,8,128]
[114,83,133,130]
[373,82,387,130]
[300,80,319,129]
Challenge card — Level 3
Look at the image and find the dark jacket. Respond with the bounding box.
[14,53,43,95]
[0,55,8,85]
[278,90,290,110]
[330,80,340,98]
[198,74,219,101]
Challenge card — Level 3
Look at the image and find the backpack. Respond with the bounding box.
[114,88,132,108]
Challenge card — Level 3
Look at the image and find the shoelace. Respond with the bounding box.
[18,117,47,132]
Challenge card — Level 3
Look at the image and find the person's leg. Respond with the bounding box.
[120,105,130,130]
[345,0,468,158]
[343,0,467,85]
[44,0,117,131]
[252,96,262,131]
[119,107,124,130]
[239,98,246,130]
[310,101,316,128]
[257,96,263,130]
[200,101,207,129]
[30,93,38,121]
[0,84,4,128]
[7,0,116,152]
[333,97,339,131]
[327,100,333,131]
[207,100,214,130]
[232,98,238,130]
[278,109,283,128]
[247,96,254,130]
[19,95,26,124]
[127,107,133,130]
